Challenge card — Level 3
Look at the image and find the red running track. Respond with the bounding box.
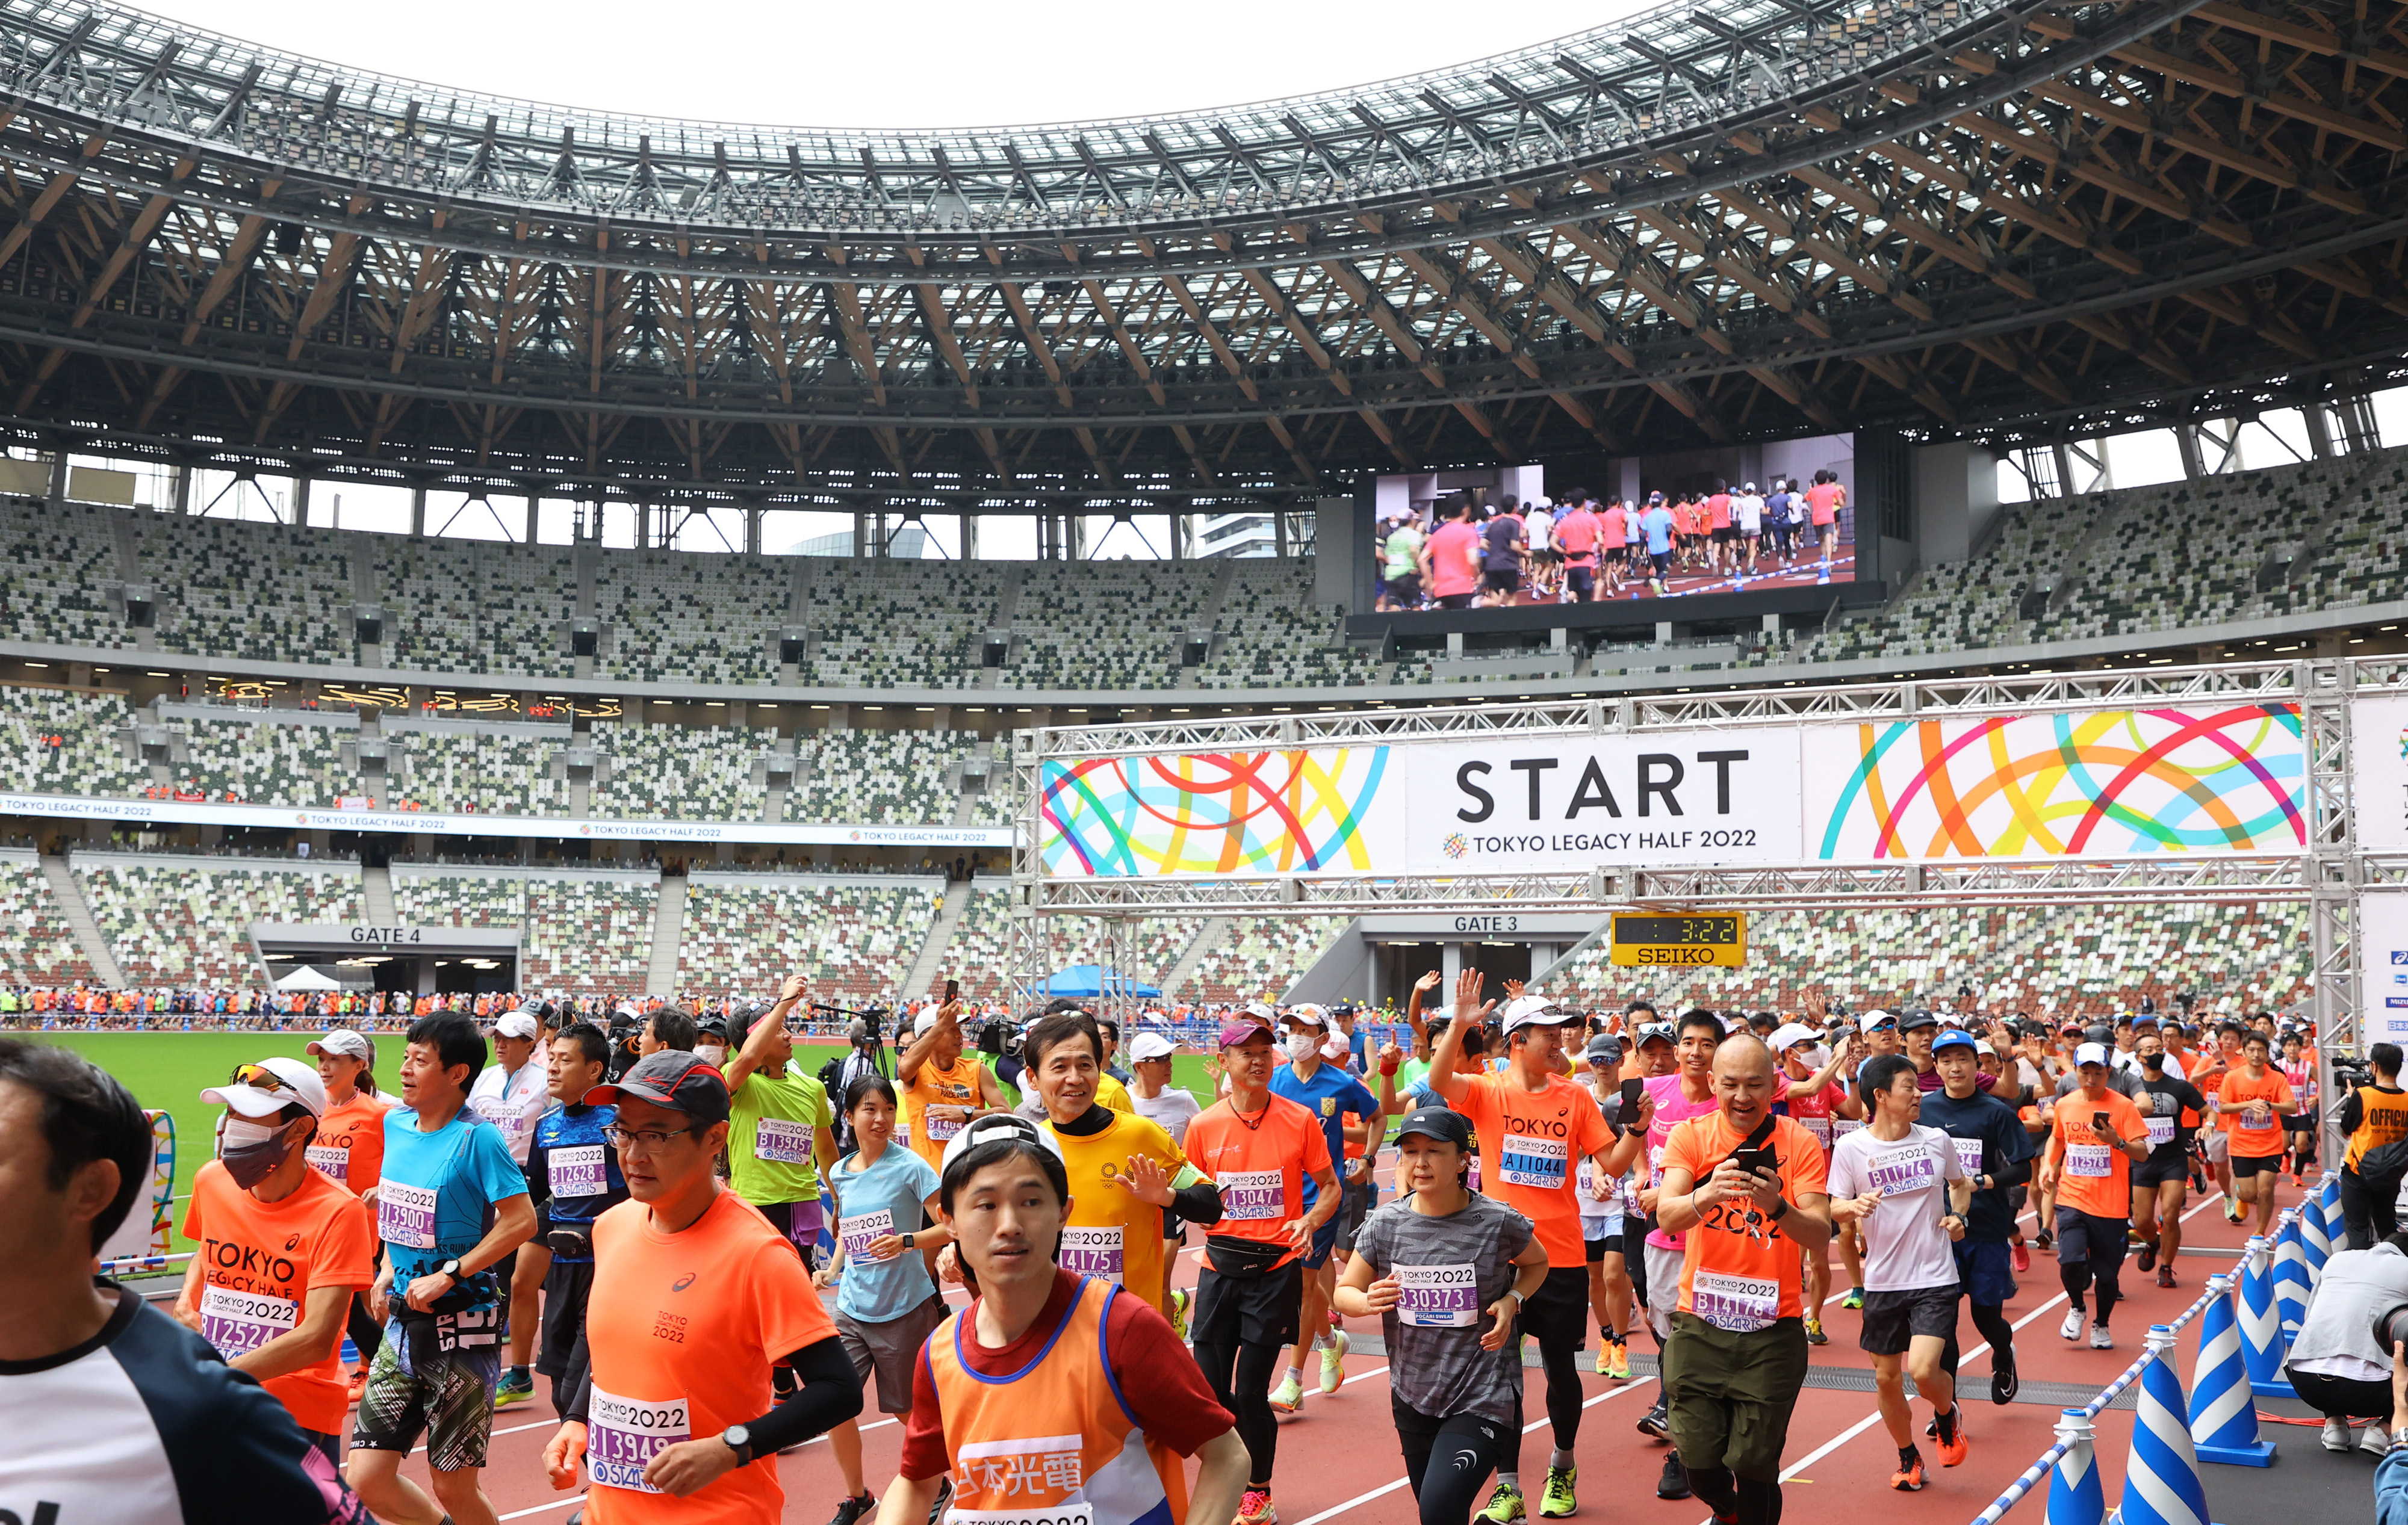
[403,1166,2283,1525]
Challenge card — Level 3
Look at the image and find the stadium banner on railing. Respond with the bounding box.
[2354,694,2408,852]
[1038,704,2309,879]
[0,792,1012,850]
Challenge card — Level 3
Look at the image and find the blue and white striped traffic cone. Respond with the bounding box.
[2191,1273,2276,1466]
[2235,1235,2294,1399]
[2118,1325,2221,1525]
[2298,1186,2333,1284]
[2272,1214,2311,1344]
[2047,1409,2106,1525]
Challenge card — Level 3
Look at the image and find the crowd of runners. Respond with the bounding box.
[0,971,2369,1525]
[1374,474,1852,610]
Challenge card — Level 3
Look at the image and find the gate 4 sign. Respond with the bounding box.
[1609,912,1748,967]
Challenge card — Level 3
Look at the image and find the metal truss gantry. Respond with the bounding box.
[1007,658,2408,1065]
[7,0,2408,504]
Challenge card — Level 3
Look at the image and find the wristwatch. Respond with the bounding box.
[722,1424,755,1466]
[1768,1198,1790,1222]
[436,1258,464,1281]
[902,1232,917,1250]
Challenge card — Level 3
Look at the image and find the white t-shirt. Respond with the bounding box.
[1827,1124,1968,1293]
[466,1060,551,1166]
[1131,1085,1202,1148]
[1734,495,1764,533]
[1525,509,1554,552]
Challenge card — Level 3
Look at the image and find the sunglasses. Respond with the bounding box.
[229,1063,302,1097]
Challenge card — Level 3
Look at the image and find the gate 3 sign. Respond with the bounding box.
[1038,705,2307,880]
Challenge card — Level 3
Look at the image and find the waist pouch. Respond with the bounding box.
[1204,1234,1289,1279]
[387,1271,498,1369]
[544,1227,594,1260]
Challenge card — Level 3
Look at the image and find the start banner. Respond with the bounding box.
[1038,702,2309,879]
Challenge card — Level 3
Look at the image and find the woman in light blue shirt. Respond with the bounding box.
[815,1074,952,1525]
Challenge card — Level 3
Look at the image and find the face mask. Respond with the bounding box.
[1285,1034,1317,1065]
[217,1116,294,1190]
[695,1044,727,1068]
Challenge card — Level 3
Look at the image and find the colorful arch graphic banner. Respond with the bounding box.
[1040,748,1395,877]
[1804,705,2307,860]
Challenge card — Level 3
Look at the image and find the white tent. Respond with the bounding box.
[274,964,343,991]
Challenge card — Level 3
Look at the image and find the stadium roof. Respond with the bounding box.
[1,0,2404,507]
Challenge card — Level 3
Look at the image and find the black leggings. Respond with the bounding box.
[1510,1332,1586,1465]
[1196,1339,1284,1486]
[2342,1166,2396,1251]
[1396,1404,1512,1525]
[1938,1302,2017,1379]
[2061,1259,2123,1323]
[1688,1467,1784,1525]
[345,1291,382,1363]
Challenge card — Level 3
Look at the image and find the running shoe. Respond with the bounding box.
[1477,1482,1527,1523]
[1319,1330,1349,1394]
[2011,1242,2032,1273]
[1168,1288,1191,1342]
[2326,1417,2356,1452]
[2157,1265,2177,1289]
[1935,1412,1968,1467]
[827,1494,877,1525]
[1595,1343,1611,1376]
[1237,1487,1279,1525]
[2034,1229,2053,1252]
[2059,1308,2087,1343]
[1890,1452,1926,1491]
[1637,1399,1672,1441]
[2366,1426,2396,1458]
[2088,1322,2115,1350]
[2135,1242,2156,1273]
[1329,1306,1344,1333]
[493,1367,535,1409]
[1607,1340,1631,1381]
[1268,1375,1304,1414]
[1840,1287,1865,1312]
[1656,1453,1692,1500]
[2224,1201,2244,1225]
[926,1476,953,1525]
[1538,1466,1577,1518]
[1804,1318,1828,1346]
[1990,1349,2019,1405]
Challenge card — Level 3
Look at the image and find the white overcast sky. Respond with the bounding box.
[143,0,1636,129]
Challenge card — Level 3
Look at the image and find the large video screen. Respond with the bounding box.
[1370,432,1858,610]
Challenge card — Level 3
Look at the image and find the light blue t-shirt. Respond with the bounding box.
[1642,506,1675,555]
[376,1105,529,1314]
[830,1143,943,1324]
[1272,1061,1380,1208]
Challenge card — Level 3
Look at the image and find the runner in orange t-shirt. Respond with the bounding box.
[306,1027,394,1397]
[1429,982,1644,1520]
[2215,1030,2296,1237]
[1182,1013,1339,1525]
[2039,1045,2150,1349]
[542,1051,859,1524]
[175,1057,376,1464]
[1654,1037,1832,1521]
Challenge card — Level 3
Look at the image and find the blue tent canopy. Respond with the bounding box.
[1034,964,1162,999]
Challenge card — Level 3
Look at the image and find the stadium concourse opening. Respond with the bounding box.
[255,923,519,995]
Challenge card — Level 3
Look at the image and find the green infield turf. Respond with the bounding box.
[25,1030,1223,1266]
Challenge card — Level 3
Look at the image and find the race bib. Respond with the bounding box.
[755,1116,815,1165]
[948,1511,1094,1525]
[1692,1270,1780,1333]
[840,1210,896,1263]
[1058,1226,1124,1283]
[1219,1169,1284,1222]
[1467,1155,1482,1194]
[1394,1263,1481,1328]
[1801,1115,1833,1146]
[305,1143,350,1184]
[2065,1143,2113,1178]
[199,1284,297,1358]
[1647,1144,1668,1187]
[474,1094,533,1134]
[1495,1134,1569,1190]
[548,1145,609,1199]
[922,1107,966,1143]
[2146,1116,2176,1148]
[2238,1112,2278,1136]
[379,1180,438,1250]
[1952,1137,1984,1177]
[950,1435,1091,1522]
[589,1387,690,1494]
[1868,1149,1938,1197]
[1832,1118,1866,1139]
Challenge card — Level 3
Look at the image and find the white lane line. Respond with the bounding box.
[499,1497,583,1521]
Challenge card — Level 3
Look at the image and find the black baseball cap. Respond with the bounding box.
[1394,1106,1474,1148]
[588,1050,731,1124]
[1899,1010,1939,1033]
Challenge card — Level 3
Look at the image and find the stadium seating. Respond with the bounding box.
[0,500,126,649]
[173,714,349,807]
[1193,560,1381,690]
[791,729,974,823]
[1184,915,1351,1003]
[394,866,659,995]
[391,725,568,815]
[0,688,146,797]
[677,873,941,1001]
[0,852,93,982]
[165,518,355,665]
[589,721,767,820]
[942,888,1197,1001]
[76,856,364,985]
[797,560,1003,689]
[597,550,784,684]
[1001,561,1212,690]
[374,537,577,678]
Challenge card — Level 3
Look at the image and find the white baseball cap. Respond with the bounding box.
[917,1009,946,1035]
[1500,995,1581,1036]
[1129,1033,1176,1062]
[202,1057,326,1118]
[494,1013,539,1040]
[1286,1003,1327,1028]
[2075,1042,2112,1068]
[307,1029,373,1061]
[1318,1033,1350,1061]
[1767,1022,1821,1053]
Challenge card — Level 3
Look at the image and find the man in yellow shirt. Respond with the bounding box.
[897,1001,1010,1171]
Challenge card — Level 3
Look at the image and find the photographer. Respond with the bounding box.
[2341,1045,2408,1249]
[2286,1228,2408,1456]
